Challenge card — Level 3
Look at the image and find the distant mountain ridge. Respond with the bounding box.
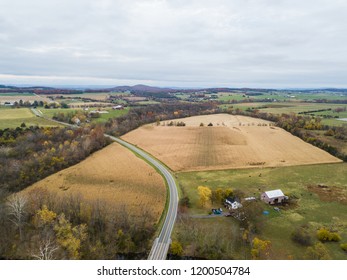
[1,84,347,94]
[110,84,176,93]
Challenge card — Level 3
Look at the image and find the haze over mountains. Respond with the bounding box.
[2,84,347,95]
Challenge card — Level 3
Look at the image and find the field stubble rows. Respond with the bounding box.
[122,114,341,172]
[24,142,167,223]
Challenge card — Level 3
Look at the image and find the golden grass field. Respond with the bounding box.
[122,114,341,172]
[24,143,166,223]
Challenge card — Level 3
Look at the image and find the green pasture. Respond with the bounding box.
[176,163,347,259]
[0,92,34,96]
[90,107,129,123]
[0,108,59,129]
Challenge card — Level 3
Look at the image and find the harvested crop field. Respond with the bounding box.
[122,114,341,172]
[0,94,49,104]
[24,143,166,223]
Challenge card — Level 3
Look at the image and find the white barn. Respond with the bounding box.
[261,189,287,205]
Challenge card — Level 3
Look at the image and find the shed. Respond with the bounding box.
[261,189,287,205]
[112,105,124,110]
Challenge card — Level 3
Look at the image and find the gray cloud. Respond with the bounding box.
[0,0,347,87]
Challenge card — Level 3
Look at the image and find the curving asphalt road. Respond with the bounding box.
[32,109,178,260]
[106,136,179,260]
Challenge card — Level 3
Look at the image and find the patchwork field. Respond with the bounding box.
[43,92,129,101]
[24,142,166,223]
[122,114,341,172]
[0,93,49,104]
[224,102,347,126]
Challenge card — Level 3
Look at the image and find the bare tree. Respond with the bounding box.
[7,193,27,240]
[31,237,59,260]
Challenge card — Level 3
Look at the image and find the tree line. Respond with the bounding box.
[104,102,219,136]
[0,125,110,193]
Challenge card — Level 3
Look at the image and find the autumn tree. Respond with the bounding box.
[115,229,135,253]
[210,188,224,205]
[305,242,332,260]
[197,186,212,208]
[251,237,271,260]
[317,228,341,242]
[54,213,87,260]
[31,205,59,260]
[170,241,183,256]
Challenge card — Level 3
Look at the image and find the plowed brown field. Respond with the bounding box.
[25,142,166,223]
[122,114,341,171]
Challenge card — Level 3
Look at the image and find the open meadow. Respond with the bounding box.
[175,163,347,259]
[0,107,60,129]
[23,142,166,224]
[122,114,341,172]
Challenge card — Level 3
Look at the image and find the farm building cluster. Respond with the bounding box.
[213,189,289,218]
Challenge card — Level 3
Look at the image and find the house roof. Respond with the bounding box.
[264,189,284,199]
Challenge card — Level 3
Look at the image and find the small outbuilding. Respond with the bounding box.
[244,196,256,202]
[261,189,288,205]
[112,105,124,110]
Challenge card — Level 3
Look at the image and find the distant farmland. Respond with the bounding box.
[24,142,166,224]
[122,114,341,172]
[0,93,50,104]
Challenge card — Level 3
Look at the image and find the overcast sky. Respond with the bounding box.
[0,0,347,88]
